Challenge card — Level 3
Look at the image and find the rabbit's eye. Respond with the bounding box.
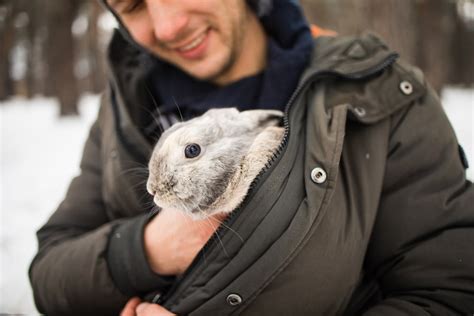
[185,143,201,158]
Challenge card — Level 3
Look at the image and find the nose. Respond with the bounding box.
[147,1,190,43]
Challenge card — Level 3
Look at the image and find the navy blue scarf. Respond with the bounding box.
[147,0,313,133]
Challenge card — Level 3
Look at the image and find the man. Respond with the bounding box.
[29,0,474,315]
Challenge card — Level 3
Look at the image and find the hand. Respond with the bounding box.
[144,208,227,275]
[121,297,141,316]
[121,297,176,316]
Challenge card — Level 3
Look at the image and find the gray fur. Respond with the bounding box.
[147,108,284,219]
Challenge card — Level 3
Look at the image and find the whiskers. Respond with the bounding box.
[118,161,156,210]
[194,204,245,261]
[147,204,161,217]
[195,206,230,259]
[207,214,244,243]
[172,96,184,123]
[144,84,165,135]
[196,201,244,244]
[144,84,185,143]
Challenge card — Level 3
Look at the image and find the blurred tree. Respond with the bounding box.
[416,0,456,92]
[301,0,418,64]
[10,0,33,97]
[451,0,474,85]
[0,0,13,101]
[301,0,418,61]
[300,0,473,92]
[74,1,107,95]
[45,0,80,115]
[29,0,48,96]
[88,1,107,94]
[0,0,471,113]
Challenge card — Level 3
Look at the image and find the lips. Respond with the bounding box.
[173,29,210,60]
[177,32,207,52]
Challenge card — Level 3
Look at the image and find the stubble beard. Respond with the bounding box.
[205,5,249,84]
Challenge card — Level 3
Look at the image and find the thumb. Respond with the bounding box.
[136,302,176,316]
[120,297,142,316]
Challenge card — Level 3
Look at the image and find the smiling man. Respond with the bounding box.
[107,0,268,85]
[29,0,474,315]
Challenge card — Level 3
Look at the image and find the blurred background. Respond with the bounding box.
[0,0,473,313]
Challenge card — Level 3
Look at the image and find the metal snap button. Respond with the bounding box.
[353,106,366,117]
[311,167,327,184]
[226,293,243,306]
[400,80,413,95]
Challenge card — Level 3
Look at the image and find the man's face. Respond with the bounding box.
[107,0,253,84]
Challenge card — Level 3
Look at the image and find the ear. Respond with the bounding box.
[238,110,284,130]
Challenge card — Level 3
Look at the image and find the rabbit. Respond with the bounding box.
[146,107,285,220]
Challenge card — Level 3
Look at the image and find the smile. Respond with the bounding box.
[173,29,211,60]
[177,31,208,52]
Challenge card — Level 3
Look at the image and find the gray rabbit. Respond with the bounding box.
[147,108,284,219]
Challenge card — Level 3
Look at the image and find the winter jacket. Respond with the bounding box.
[29,30,474,315]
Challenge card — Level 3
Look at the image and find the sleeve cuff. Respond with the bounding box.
[106,212,175,296]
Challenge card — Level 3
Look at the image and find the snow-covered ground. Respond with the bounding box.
[0,94,99,314]
[0,88,473,314]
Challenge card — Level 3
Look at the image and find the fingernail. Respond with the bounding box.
[136,303,148,313]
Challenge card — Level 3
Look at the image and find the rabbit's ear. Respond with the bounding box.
[239,110,284,130]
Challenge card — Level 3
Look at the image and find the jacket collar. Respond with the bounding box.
[295,33,425,123]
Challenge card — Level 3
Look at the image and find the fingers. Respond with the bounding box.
[120,297,142,316]
[136,302,176,316]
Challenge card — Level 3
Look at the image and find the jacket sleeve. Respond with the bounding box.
[28,101,127,315]
[362,83,474,315]
[28,98,171,315]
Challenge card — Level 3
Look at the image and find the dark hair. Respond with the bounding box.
[247,0,273,17]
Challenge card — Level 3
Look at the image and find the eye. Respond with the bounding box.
[122,0,143,13]
[184,143,201,159]
[123,0,143,13]
[109,0,143,14]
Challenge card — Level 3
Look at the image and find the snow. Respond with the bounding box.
[1,94,99,314]
[0,88,473,314]
[441,87,474,181]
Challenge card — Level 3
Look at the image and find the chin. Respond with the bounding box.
[180,54,233,83]
[184,65,227,82]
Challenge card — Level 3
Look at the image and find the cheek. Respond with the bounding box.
[122,15,156,49]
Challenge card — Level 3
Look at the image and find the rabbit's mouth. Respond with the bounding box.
[151,163,237,219]
[169,168,235,218]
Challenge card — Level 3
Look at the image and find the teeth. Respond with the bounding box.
[178,33,206,52]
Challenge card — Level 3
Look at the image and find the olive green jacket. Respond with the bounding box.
[29,31,474,315]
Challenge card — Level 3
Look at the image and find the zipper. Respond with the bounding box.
[154,53,399,306]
